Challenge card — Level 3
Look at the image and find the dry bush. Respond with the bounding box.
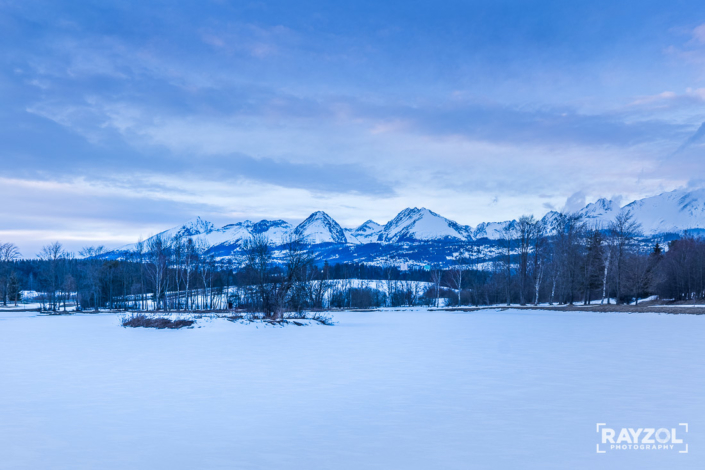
[121,313,194,329]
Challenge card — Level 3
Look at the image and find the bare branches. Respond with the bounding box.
[0,242,21,306]
[608,210,643,304]
[0,242,21,262]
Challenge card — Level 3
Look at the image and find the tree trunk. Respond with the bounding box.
[601,250,611,305]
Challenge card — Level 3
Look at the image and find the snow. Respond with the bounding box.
[472,220,514,240]
[1,308,703,469]
[203,221,253,246]
[346,220,383,244]
[205,220,293,247]
[155,216,216,240]
[250,219,293,245]
[294,211,348,244]
[578,198,620,226]
[625,188,705,234]
[380,207,469,242]
[328,278,433,294]
[106,188,705,260]
[575,188,705,235]
[471,212,560,240]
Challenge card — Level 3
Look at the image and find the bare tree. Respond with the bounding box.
[430,267,443,307]
[581,226,605,305]
[145,234,169,311]
[551,213,585,305]
[134,238,146,310]
[270,233,313,320]
[449,252,466,305]
[608,211,642,304]
[625,248,653,305]
[516,215,538,305]
[0,242,21,306]
[600,234,615,305]
[196,239,213,309]
[61,271,76,312]
[181,237,198,310]
[501,222,516,305]
[306,265,329,309]
[171,235,185,310]
[79,246,105,311]
[38,242,66,311]
[532,221,546,306]
[7,271,21,306]
[243,233,273,314]
[0,242,20,262]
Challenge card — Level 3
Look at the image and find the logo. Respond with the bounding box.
[596,423,689,453]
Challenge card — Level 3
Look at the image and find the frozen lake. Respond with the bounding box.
[1,308,703,469]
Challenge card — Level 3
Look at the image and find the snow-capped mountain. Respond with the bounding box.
[569,189,705,235]
[470,211,562,240]
[162,216,215,238]
[107,188,705,266]
[379,208,470,243]
[541,211,561,230]
[623,188,705,235]
[294,211,348,244]
[345,220,383,244]
[112,216,217,252]
[472,220,514,240]
[249,220,293,244]
[578,198,620,225]
[189,219,292,248]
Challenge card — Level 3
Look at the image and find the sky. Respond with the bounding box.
[2,0,705,255]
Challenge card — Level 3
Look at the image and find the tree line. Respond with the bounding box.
[1,210,705,313]
[445,211,702,306]
[0,236,234,312]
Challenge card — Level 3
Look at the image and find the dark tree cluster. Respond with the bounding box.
[437,211,690,306]
[0,237,234,312]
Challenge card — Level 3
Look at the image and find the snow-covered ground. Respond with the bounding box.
[1,308,703,469]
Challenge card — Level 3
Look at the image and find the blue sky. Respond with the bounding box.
[2,0,705,254]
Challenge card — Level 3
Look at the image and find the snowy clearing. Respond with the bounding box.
[1,308,704,469]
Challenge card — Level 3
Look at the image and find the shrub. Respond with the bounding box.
[121,313,194,329]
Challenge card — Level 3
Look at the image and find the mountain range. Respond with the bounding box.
[113,188,705,267]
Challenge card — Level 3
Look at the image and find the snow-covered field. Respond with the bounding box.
[1,308,703,469]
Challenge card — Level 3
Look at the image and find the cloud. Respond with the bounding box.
[4,0,705,252]
[687,178,705,190]
[562,191,586,213]
[402,103,684,147]
[212,154,396,196]
[673,121,705,154]
[610,194,624,208]
[693,23,705,43]
[629,88,705,107]
[19,97,395,196]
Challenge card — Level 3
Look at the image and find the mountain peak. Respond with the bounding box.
[622,188,705,234]
[175,217,215,237]
[294,211,348,244]
[251,219,291,234]
[358,219,380,228]
[348,219,383,243]
[381,207,469,243]
[578,198,619,225]
[111,188,705,261]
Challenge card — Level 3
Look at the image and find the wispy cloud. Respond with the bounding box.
[693,23,705,43]
[674,122,705,154]
[3,0,705,251]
